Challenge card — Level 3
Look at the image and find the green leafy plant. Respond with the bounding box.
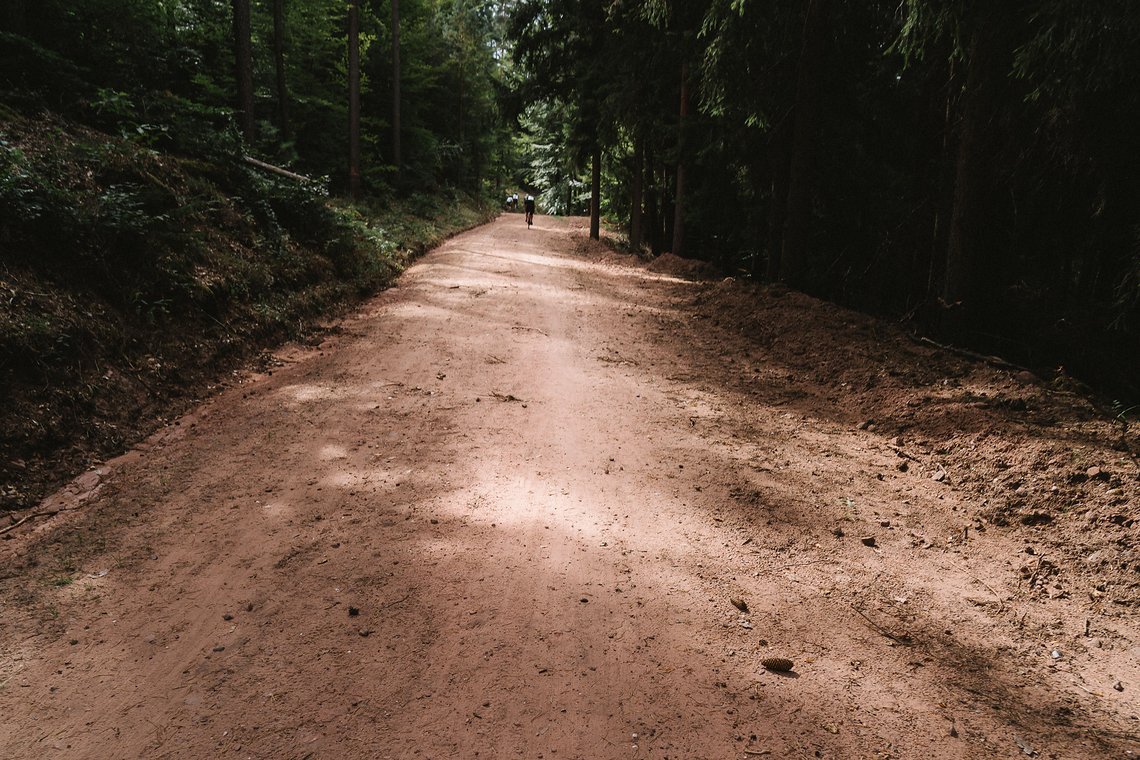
[1112,401,1138,431]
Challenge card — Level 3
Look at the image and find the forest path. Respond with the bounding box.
[1,215,1136,759]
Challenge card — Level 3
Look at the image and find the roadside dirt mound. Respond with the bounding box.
[676,276,1139,597]
[646,252,721,280]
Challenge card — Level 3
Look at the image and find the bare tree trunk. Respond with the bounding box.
[780,0,829,284]
[391,0,401,173]
[645,147,660,254]
[231,0,255,142]
[272,0,289,140]
[925,58,956,299]
[671,63,689,257]
[590,145,601,240]
[630,133,644,251]
[347,0,362,199]
[765,118,790,280]
[944,25,998,310]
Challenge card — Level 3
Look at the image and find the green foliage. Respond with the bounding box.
[1112,401,1137,427]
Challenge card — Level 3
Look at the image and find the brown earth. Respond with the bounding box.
[1,214,1138,759]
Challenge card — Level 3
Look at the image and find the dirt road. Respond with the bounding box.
[2,215,1137,759]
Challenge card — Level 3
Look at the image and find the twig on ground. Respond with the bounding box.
[850,604,912,645]
[887,445,922,462]
[0,514,33,535]
[770,558,833,572]
[379,592,412,611]
[916,336,1028,373]
[945,558,1005,613]
[1027,555,1046,590]
[0,507,77,535]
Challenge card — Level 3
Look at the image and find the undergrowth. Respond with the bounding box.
[0,109,495,512]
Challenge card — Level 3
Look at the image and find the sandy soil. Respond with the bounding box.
[1,214,1138,759]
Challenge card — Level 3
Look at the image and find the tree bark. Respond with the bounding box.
[231,0,255,142]
[780,0,829,284]
[644,147,660,254]
[765,117,791,280]
[590,145,602,240]
[944,20,1003,312]
[272,0,290,140]
[347,0,362,199]
[391,0,402,173]
[924,58,956,299]
[630,133,644,252]
[671,63,689,258]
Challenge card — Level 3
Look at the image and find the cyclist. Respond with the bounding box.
[524,194,535,227]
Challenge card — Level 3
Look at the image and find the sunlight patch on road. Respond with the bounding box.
[317,444,349,461]
[282,383,342,404]
[261,500,293,519]
[386,301,462,323]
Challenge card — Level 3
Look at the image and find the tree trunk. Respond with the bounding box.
[272,0,289,140]
[391,0,401,173]
[630,133,644,252]
[944,20,1003,312]
[347,0,362,199]
[590,145,601,240]
[780,0,829,285]
[231,0,255,142]
[764,119,790,279]
[645,147,660,254]
[662,163,674,254]
[671,63,689,258]
[925,58,957,300]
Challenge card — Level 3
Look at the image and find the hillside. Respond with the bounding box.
[1,108,494,513]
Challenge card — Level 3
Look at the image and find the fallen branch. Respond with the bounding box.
[0,507,77,535]
[0,514,34,535]
[916,336,1028,374]
[242,155,315,183]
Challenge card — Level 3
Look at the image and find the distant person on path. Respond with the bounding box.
[524,194,535,227]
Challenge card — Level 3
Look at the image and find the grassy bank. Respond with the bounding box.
[0,108,496,512]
